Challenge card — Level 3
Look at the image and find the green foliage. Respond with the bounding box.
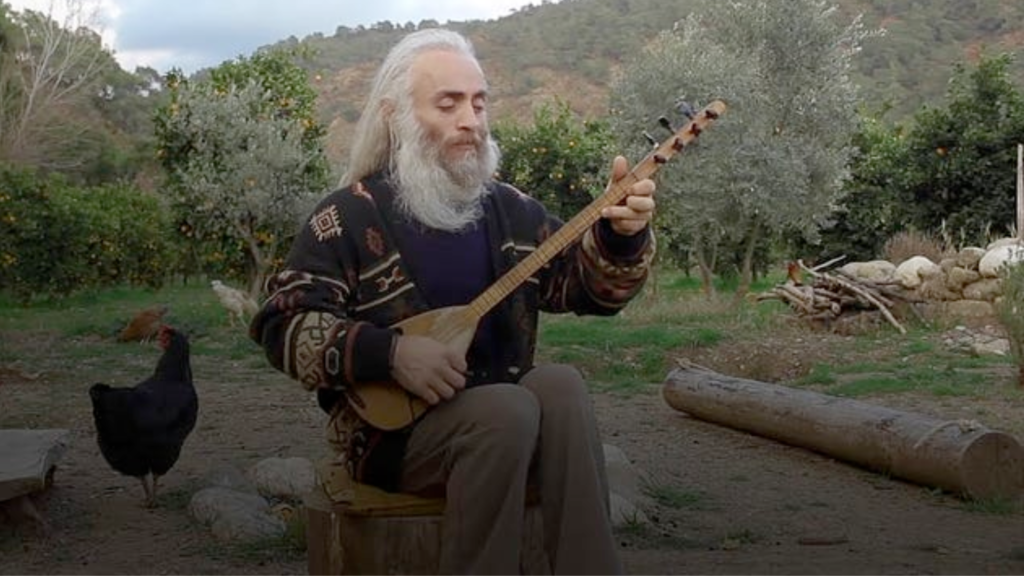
[995,260,1024,387]
[610,0,869,293]
[493,100,615,221]
[804,114,910,261]
[897,53,1024,243]
[154,49,331,293]
[809,54,1024,262]
[0,165,172,303]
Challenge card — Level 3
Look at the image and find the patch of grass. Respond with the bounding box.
[829,375,917,396]
[900,339,935,356]
[538,311,725,392]
[962,497,1021,516]
[540,318,722,350]
[726,528,761,544]
[645,484,713,510]
[157,480,204,511]
[0,281,273,413]
[613,520,699,550]
[202,515,307,564]
[794,364,836,386]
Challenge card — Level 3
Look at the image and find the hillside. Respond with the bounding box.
[270,0,1024,167]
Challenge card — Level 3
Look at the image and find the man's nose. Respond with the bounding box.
[456,102,481,130]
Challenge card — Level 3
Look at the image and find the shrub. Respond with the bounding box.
[994,261,1024,387]
[0,165,173,303]
[882,229,950,265]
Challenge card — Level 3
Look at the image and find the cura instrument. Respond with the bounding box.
[349,100,728,431]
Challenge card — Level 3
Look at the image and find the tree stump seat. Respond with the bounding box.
[303,459,548,575]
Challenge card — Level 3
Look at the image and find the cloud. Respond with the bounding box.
[5,0,548,73]
[106,0,542,73]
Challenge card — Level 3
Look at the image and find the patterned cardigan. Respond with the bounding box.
[250,171,655,488]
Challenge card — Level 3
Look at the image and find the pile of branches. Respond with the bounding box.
[752,259,920,334]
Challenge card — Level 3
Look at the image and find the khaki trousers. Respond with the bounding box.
[398,363,622,575]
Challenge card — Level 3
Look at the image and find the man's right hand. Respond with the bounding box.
[390,334,467,405]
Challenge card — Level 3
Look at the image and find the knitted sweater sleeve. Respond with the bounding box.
[249,194,396,394]
[504,185,655,316]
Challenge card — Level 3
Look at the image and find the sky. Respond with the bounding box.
[5,0,555,73]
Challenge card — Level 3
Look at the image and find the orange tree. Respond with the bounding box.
[154,49,330,295]
[0,165,171,303]
[492,100,614,221]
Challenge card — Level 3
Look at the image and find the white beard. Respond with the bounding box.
[391,117,501,232]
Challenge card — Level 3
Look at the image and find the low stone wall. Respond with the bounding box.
[839,238,1024,324]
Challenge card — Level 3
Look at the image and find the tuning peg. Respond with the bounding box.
[642,131,658,148]
[675,98,696,120]
[658,115,675,133]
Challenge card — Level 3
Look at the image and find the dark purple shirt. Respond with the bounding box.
[392,218,502,386]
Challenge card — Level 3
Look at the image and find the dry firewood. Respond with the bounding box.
[798,260,906,334]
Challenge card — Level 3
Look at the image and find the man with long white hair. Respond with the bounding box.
[252,28,656,574]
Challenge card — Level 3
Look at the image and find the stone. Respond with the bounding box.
[956,247,986,271]
[895,256,939,289]
[979,244,1024,278]
[203,463,256,493]
[0,429,70,502]
[610,491,650,527]
[603,443,650,507]
[189,487,286,542]
[986,237,1023,251]
[963,279,1003,302]
[839,260,896,283]
[250,456,317,500]
[945,267,980,292]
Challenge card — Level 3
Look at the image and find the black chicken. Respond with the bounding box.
[89,325,197,507]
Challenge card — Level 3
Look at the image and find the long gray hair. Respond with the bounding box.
[341,29,480,187]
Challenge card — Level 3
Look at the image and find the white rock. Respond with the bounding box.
[250,457,317,500]
[603,444,650,507]
[985,237,1023,251]
[0,429,70,501]
[189,487,285,542]
[978,244,1024,278]
[838,260,896,283]
[895,256,940,288]
[609,491,650,527]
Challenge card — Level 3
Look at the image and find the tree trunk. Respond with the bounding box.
[663,364,1024,500]
[692,231,717,298]
[733,217,761,303]
[303,488,548,575]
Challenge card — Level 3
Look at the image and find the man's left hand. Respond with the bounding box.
[600,156,656,237]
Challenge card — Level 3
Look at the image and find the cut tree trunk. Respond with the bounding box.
[663,364,1024,500]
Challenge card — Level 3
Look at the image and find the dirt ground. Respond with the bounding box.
[2,326,1023,575]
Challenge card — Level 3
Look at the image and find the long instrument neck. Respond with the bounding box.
[462,99,725,325]
[464,175,637,323]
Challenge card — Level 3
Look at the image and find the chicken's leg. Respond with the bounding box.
[139,475,154,507]
[151,475,161,507]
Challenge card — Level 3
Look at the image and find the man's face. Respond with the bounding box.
[406,49,489,177]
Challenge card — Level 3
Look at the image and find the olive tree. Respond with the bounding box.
[154,50,331,295]
[610,0,875,297]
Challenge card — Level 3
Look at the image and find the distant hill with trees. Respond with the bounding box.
[267,0,1024,167]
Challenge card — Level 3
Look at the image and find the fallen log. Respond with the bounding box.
[663,363,1024,500]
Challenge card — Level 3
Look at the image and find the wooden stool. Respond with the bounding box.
[303,460,549,575]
